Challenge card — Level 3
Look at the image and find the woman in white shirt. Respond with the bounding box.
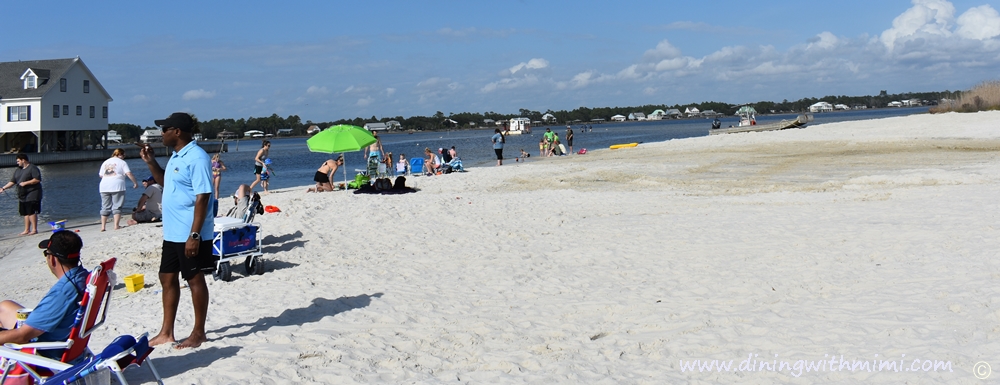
[98,148,137,231]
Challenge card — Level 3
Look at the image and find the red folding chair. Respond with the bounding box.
[0,258,116,385]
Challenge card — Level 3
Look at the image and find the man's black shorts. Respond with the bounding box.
[160,240,214,280]
[18,201,41,216]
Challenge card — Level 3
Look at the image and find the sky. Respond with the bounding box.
[4,0,1000,126]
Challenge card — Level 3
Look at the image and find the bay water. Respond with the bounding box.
[0,107,928,237]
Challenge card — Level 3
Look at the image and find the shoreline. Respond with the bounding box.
[1,111,998,383]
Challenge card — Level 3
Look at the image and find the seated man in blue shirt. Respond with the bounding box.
[0,231,89,360]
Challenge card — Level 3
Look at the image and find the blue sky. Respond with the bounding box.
[5,0,999,126]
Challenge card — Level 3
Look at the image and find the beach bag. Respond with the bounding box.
[393,176,407,190]
[577,148,587,155]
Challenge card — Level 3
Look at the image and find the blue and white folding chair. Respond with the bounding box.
[41,334,162,385]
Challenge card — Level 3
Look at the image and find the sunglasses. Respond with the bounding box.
[160,126,178,133]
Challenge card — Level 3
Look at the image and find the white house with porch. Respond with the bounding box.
[809,101,834,113]
[0,57,112,152]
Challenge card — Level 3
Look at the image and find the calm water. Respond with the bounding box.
[0,107,928,236]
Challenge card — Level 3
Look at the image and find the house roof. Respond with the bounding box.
[0,57,112,101]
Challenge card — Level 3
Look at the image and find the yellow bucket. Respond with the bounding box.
[124,274,144,293]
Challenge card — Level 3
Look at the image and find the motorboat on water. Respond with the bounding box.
[709,105,813,135]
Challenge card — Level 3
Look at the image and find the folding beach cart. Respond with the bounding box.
[210,216,264,282]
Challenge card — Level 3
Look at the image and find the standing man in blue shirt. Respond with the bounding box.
[0,231,88,361]
[140,112,214,349]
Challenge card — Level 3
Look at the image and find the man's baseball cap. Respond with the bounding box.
[38,232,82,260]
[154,112,198,133]
[143,176,155,183]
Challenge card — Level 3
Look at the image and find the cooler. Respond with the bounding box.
[213,217,259,256]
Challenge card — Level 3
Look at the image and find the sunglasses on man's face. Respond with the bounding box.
[160,126,178,133]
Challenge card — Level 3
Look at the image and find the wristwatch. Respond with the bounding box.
[190,232,201,241]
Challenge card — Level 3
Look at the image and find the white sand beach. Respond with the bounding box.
[2,111,999,383]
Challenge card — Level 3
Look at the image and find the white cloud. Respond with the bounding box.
[256,98,267,104]
[567,71,594,89]
[507,58,549,75]
[643,40,682,61]
[643,87,657,96]
[807,32,840,50]
[356,96,373,107]
[306,86,328,95]
[417,77,449,88]
[343,85,355,93]
[481,74,540,93]
[956,5,1000,40]
[880,0,956,51]
[654,58,690,71]
[132,95,148,102]
[182,89,216,100]
[385,88,396,97]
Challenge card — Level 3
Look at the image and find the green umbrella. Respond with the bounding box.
[307,124,377,153]
[306,125,377,190]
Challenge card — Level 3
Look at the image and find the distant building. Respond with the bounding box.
[887,101,903,107]
[541,113,557,123]
[386,120,401,130]
[628,112,646,121]
[276,128,294,136]
[483,119,495,126]
[364,122,388,131]
[809,102,834,113]
[0,57,112,152]
[647,109,666,120]
[610,114,626,122]
[834,104,851,110]
[684,107,701,117]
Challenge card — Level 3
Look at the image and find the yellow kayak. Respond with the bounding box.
[609,143,638,149]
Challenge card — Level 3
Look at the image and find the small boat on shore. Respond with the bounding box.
[709,105,813,135]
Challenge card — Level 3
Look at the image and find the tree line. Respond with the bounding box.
[109,90,962,141]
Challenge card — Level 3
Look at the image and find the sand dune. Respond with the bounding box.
[2,111,999,383]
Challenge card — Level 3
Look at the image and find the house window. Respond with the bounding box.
[26,76,36,89]
[7,106,30,121]
[102,106,108,119]
[63,105,69,115]
[53,105,60,118]
[76,106,82,116]
[89,106,95,118]
[60,78,67,92]
[83,80,90,93]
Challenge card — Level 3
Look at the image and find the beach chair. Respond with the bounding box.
[0,258,117,385]
[40,333,163,385]
[226,191,264,223]
[409,158,424,176]
[366,155,383,179]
